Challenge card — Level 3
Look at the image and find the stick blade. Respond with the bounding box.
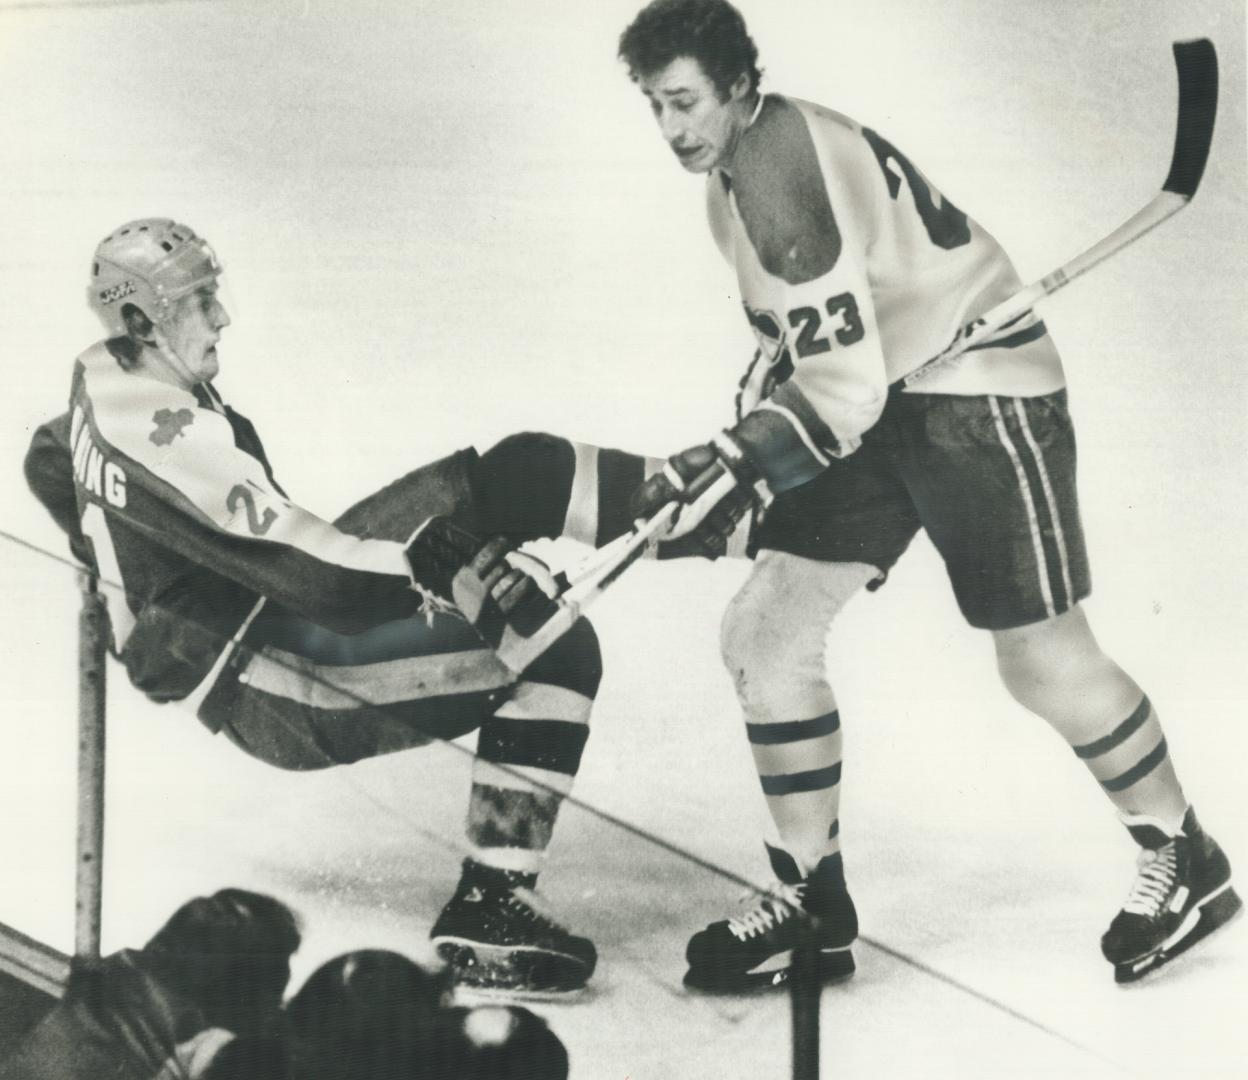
[1163,38,1218,198]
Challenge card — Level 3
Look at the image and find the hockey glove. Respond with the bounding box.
[630,433,773,560]
[404,516,558,662]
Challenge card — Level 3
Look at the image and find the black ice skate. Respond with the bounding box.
[684,845,857,993]
[431,860,596,996]
[1101,806,1242,985]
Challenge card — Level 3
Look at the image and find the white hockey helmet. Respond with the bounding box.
[88,219,222,337]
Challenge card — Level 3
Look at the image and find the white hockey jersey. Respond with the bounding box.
[709,95,1064,479]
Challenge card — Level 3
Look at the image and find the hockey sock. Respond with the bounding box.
[749,710,844,873]
[460,856,539,894]
[1069,694,1187,823]
[1119,806,1189,848]
[765,842,846,889]
[467,676,592,877]
[722,555,874,875]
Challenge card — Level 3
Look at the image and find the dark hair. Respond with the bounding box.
[439,1005,569,1080]
[102,303,156,371]
[285,950,453,1080]
[142,888,301,1036]
[618,0,761,97]
[119,302,153,336]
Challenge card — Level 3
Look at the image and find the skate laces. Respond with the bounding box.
[727,883,805,941]
[505,886,564,931]
[1122,842,1179,917]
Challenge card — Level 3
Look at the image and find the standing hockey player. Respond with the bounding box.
[615,0,1240,989]
[24,218,604,996]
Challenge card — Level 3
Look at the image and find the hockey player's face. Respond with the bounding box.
[638,57,750,174]
[165,284,230,386]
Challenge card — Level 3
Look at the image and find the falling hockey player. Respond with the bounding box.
[24,218,604,996]
[605,0,1241,989]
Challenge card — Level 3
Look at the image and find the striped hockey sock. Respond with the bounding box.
[749,709,844,872]
[1070,694,1187,824]
[467,680,592,877]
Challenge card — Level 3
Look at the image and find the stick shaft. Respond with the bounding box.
[907,39,1216,388]
[905,193,1187,387]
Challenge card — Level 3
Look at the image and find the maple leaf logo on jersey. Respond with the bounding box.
[150,408,195,446]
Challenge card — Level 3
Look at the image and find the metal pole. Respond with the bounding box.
[790,920,822,1080]
[76,571,108,961]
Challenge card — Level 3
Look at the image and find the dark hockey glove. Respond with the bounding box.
[404,517,558,653]
[629,433,772,560]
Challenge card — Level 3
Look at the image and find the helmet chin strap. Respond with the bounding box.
[142,323,200,391]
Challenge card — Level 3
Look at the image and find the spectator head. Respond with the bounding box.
[142,888,301,1036]
[285,949,453,1080]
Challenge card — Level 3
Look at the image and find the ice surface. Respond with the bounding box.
[1,2,1245,1077]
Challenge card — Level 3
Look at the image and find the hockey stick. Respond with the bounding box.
[904,38,1218,389]
[503,38,1218,671]
[497,471,738,673]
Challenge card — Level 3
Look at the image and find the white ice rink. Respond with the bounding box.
[1,1,1246,1077]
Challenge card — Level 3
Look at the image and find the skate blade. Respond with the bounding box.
[435,937,592,997]
[1115,886,1243,986]
[451,981,593,1006]
[683,947,856,995]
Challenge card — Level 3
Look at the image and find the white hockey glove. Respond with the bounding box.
[404,517,558,667]
[629,432,773,560]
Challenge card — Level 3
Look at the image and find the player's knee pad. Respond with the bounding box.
[474,432,577,541]
[721,593,831,718]
[521,616,603,704]
[718,581,833,714]
[333,448,479,540]
[720,555,872,718]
